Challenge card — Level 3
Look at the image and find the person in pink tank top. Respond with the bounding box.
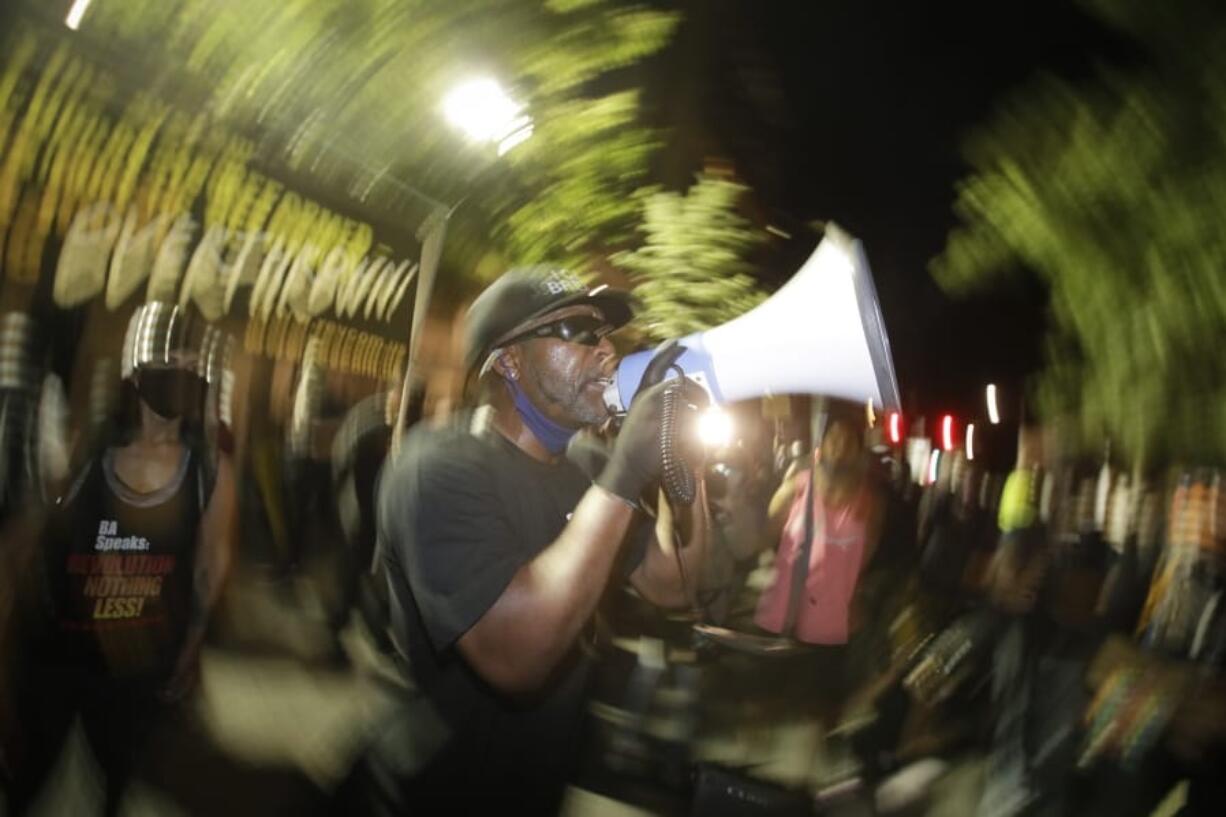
[755,403,883,646]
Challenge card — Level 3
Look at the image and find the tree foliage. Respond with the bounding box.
[615,175,767,341]
[13,1,781,340]
[931,0,1226,464]
[50,0,679,278]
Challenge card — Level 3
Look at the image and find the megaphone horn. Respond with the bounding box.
[605,223,901,413]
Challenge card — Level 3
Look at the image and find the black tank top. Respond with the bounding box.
[45,445,203,680]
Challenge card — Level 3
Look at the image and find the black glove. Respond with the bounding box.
[597,377,707,503]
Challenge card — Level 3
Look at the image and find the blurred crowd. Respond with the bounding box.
[0,300,1223,817]
[578,400,1226,816]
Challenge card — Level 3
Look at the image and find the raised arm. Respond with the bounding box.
[458,486,638,693]
[402,380,687,696]
[766,468,805,544]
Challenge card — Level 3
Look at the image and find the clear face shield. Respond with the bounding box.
[121,302,209,421]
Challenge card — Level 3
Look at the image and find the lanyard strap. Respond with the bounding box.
[783,473,824,635]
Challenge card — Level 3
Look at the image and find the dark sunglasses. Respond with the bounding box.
[502,314,615,348]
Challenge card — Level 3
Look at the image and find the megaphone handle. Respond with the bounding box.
[634,340,686,403]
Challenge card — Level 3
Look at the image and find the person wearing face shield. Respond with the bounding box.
[9,302,235,816]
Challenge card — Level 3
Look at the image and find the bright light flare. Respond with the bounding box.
[941,414,955,452]
[697,407,734,449]
[927,450,941,485]
[966,423,976,461]
[986,384,1000,425]
[442,79,532,153]
[66,0,92,29]
[888,411,902,445]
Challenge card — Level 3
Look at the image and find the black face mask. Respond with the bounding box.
[135,369,205,420]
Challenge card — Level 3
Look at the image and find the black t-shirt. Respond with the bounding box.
[42,446,202,681]
[379,410,647,806]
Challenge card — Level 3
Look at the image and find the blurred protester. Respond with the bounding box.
[0,312,41,521]
[699,414,775,624]
[239,356,295,577]
[1078,632,1226,816]
[336,267,709,814]
[975,425,1055,817]
[7,303,235,816]
[917,450,978,595]
[775,437,806,482]
[755,400,883,652]
[281,352,350,661]
[1092,471,1148,633]
[1078,466,1226,815]
[330,379,420,653]
[985,427,1049,614]
[745,399,887,746]
[973,427,1129,817]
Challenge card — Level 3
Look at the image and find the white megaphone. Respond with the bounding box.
[604,223,901,413]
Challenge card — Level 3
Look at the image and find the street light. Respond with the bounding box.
[66,0,92,29]
[442,78,533,155]
[986,383,1000,425]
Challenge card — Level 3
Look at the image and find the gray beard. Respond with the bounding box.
[532,370,606,428]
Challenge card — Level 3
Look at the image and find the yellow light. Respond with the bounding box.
[986,384,1000,425]
[966,423,976,461]
[66,0,92,30]
[697,407,734,449]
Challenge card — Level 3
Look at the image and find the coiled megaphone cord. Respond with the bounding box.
[629,341,704,615]
[660,366,708,617]
[660,372,696,507]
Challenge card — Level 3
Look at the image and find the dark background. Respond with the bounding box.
[641,0,1139,425]
[0,0,1140,429]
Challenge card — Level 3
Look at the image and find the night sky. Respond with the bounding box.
[643,0,1137,422]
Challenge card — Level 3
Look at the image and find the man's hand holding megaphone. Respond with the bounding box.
[572,341,710,507]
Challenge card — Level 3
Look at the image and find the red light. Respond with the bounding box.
[941,414,955,452]
[888,412,902,445]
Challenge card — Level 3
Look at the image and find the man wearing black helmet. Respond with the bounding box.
[345,267,709,813]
